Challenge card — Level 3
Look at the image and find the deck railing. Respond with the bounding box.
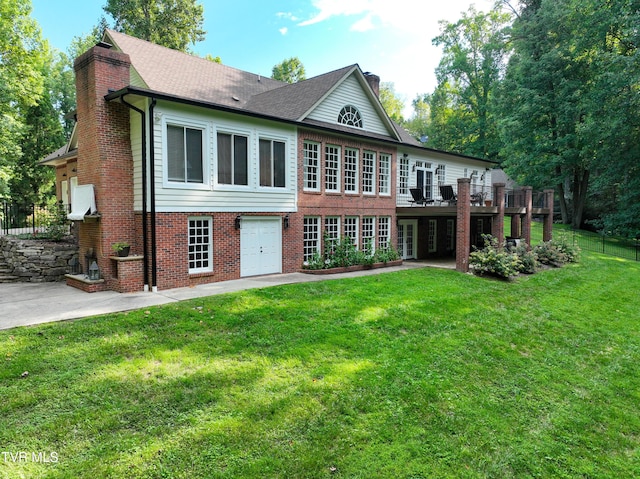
[398,183,494,207]
[398,185,550,209]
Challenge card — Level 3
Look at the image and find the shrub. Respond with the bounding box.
[302,234,400,270]
[470,234,521,279]
[511,243,539,274]
[553,233,581,263]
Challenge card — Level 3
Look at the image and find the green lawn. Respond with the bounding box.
[1,251,639,478]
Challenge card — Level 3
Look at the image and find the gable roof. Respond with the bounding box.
[244,65,356,120]
[105,30,402,141]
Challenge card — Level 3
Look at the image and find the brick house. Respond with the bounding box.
[42,30,553,293]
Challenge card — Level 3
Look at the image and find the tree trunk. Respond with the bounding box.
[557,182,569,224]
[571,169,590,229]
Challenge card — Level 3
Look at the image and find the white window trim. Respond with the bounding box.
[213,125,253,191]
[363,151,376,196]
[378,153,391,196]
[188,216,213,274]
[325,144,341,193]
[303,141,321,192]
[257,134,289,190]
[162,115,210,191]
[344,148,359,195]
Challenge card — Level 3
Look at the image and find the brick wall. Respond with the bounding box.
[296,129,397,255]
[74,45,139,289]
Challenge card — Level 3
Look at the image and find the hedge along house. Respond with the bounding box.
[42,30,553,293]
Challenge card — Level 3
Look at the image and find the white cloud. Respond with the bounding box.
[294,0,496,117]
[276,11,299,22]
[279,27,288,35]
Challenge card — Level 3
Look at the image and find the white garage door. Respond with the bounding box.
[240,217,282,277]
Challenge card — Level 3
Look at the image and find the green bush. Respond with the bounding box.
[511,243,539,274]
[470,234,522,279]
[533,234,581,266]
[302,234,400,270]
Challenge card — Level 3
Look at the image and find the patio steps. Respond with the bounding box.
[0,258,19,283]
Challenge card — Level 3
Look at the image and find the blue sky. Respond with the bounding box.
[31,0,493,116]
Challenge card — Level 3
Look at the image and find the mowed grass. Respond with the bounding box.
[1,252,639,478]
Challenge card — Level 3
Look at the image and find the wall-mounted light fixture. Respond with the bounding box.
[62,173,67,177]
[283,214,290,229]
[235,215,242,230]
[72,168,77,173]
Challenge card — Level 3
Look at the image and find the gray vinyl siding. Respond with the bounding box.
[306,75,391,136]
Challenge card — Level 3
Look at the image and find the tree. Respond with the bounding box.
[427,6,512,160]
[0,0,46,198]
[379,82,405,124]
[271,57,306,83]
[104,0,206,52]
[497,0,640,231]
[403,94,430,144]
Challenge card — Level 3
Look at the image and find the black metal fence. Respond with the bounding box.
[1,202,69,236]
[569,229,640,262]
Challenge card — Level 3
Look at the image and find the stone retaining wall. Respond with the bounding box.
[0,236,78,282]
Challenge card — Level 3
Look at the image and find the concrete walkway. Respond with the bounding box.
[0,260,452,330]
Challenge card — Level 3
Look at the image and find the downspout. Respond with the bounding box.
[119,94,150,290]
[148,99,158,292]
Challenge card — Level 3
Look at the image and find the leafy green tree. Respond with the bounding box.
[104,0,206,52]
[428,6,512,160]
[403,94,430,143]
[271,57,306,83]
[0,0,46,198]
[379,82,405,124]
[497,0,640,231]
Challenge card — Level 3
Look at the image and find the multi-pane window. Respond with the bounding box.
[428,219,437,253]
[324,216,340,253]
[338,105,363,128]
[167,124,204,184]
[344,216,358,247]
[259,138,286,187]
[377,216,390,250]
[217,132,248,185]
[362,217,375,252]
[303,217,320,261]
[188,217,212,273]
[378,154,390,195]
[362,151,376,195]
[344,148,358,193]
[303,141,320,191]
[324,216,340,241]
[437,164,446,185]
[325,145,340,192]
[399,156,409,196]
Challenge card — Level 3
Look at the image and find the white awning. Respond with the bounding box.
[67,184,97,221]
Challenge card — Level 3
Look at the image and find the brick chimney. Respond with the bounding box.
[74,44,135,288]
[364,72,380,97]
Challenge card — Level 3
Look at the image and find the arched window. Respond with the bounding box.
[338,105,363,128]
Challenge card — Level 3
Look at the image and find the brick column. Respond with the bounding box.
[74,45,136,288]
[522,186,533,247]
[510,215,521,239]
[543,189,554,242]
[492,183,505,245]
[456,178,471,272]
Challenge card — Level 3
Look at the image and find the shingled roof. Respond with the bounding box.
[104,30,412,145]
[105,29,286,109]
[244,65,357,120]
